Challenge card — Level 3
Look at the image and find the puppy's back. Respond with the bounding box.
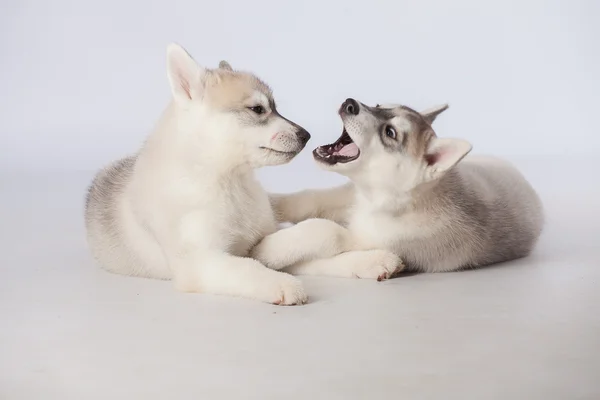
[457,156,544,266]
[85,156,148,276]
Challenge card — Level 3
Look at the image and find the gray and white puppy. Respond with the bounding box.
[273,99,544,272]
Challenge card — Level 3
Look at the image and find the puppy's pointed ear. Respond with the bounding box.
[425,137,472,179]
[218,60,233,71]
[166,43,206,103]
[421,104,449,124]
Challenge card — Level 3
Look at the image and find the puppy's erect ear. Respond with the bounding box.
[218,60,233,71]
[421,104,449,124]
[166,43,206,103]
[424,137,472,179]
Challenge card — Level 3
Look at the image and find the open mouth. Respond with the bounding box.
[313,129,360,165]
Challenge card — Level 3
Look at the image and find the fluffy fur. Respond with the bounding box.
[85,45,401,305]
[272,99,544,272]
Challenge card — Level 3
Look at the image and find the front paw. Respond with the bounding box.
[265,273,308,306]
[350,250,404,281]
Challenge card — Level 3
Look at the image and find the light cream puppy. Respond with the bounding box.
[85,44,395,305]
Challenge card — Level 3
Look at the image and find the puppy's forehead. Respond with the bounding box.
[376,103,419,116]
[389,115,413,131]
[247,90,269,105]
[243,75,274,107]
[239,72,272,100]
[376,102,402,110]
[374,104,425,125]
[252,76,273,99]
[208,71,273,108]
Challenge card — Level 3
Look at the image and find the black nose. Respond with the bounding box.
[296,128,311,145]
[341,98,360,116]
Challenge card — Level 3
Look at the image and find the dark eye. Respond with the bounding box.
[249,105,265,115]
[385,126,397,139]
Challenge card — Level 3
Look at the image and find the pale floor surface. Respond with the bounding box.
[1,159,599,400]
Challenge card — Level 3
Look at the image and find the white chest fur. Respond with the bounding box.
[220,177,278,256]
[348,205,442,253]
[131,160,278,259]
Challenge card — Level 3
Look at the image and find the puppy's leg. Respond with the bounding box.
[172,252,307,305]
[270,183,354,224]
[285,249,404,281]
[251,218,353,270]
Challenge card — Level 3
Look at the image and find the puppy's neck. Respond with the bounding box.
[354,174,450,216]
[354,182,414,215]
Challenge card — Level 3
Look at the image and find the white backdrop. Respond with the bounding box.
[1,0,598,175]
[2,2,600,398]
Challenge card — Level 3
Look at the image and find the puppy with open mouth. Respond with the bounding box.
[272,99,544,274]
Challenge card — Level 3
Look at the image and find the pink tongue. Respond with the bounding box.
[337,143,359,157]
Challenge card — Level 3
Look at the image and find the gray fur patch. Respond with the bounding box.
[395,164,544,272]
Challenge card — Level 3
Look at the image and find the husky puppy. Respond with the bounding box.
[85,43,331,305]
[272,99,544,273]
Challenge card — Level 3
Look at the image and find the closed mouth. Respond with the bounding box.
[260,147,298,156]
[313,129,360,165]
